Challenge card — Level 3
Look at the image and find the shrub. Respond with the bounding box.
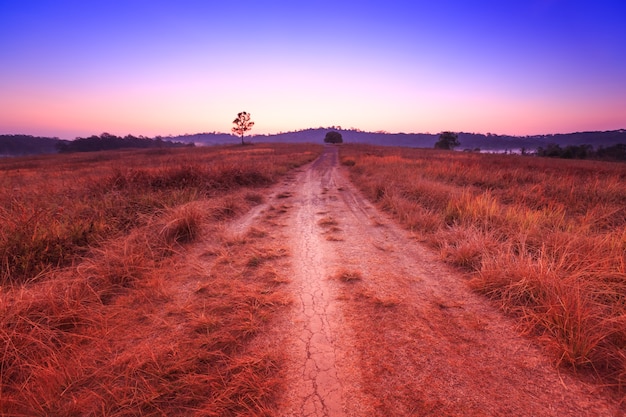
[434,131,460,150]
[324,131,343,144]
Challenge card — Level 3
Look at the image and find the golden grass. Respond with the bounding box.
[0,144,318,284]
[0,143,320,415]
[333,269,363,283]
[317,216,339,228]
[340,144,626,390]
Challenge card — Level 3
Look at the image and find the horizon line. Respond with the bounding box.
[3,127,626,141]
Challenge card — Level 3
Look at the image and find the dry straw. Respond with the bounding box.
[341,144,626,391]
[0,143,320,415]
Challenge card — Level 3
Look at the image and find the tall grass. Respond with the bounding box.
[0,143,319,415]
[0,145,318,284]
[341,145,626,389]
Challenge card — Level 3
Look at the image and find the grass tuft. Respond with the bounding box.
[333,269,363,283]
[158,203,203,245]
[318,216,339,227]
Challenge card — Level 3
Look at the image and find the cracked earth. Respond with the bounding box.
[233,146,622,416]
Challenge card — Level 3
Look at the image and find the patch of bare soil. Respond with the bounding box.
[231,146,623,416]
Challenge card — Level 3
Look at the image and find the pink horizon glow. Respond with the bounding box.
[1,2,625,140]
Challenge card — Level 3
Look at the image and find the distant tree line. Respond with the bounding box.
[56,133,192,153]
[536,143,626,161]
[0,134,61,155]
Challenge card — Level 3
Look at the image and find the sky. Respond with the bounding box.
[1,0,625,139]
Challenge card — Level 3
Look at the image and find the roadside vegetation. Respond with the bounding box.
[340,144,626,392]
[0,143,320,415]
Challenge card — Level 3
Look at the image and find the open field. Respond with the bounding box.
[0,144,321,415]
[340,144,626,389]
[1,143,625,415]
[0,144,320,285]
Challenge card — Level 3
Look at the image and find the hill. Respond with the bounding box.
[174,129,626,152]
[3,129,626,156]
[173,129,436,147]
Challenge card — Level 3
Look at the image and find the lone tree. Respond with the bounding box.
[434,131,460,150]
[232,111,254,145]
[324,131,343,144]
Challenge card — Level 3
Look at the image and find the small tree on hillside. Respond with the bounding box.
[324,131,343,144]
[434,131,460,150]
[232,111,254,145]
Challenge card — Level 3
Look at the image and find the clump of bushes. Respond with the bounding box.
[324,131,343,144]
[536,143,626,161]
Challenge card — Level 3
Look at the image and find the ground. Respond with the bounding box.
[226,145,621,416]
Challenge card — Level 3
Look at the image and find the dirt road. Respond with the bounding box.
[234,146,621,416]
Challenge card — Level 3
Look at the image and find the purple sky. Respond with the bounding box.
[1,0,625,139]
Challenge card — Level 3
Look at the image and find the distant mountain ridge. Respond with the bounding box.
[2,129,625,156]
[175,128,626,152]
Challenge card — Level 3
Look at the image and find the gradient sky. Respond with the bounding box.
[1,0,625,139]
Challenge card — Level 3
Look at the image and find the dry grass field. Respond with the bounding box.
[3,141,625,415]
[339,144,626,391]
[0,143,321,416]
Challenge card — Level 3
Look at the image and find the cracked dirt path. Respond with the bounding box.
[237,145,622,416]
[274,148,363,417]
